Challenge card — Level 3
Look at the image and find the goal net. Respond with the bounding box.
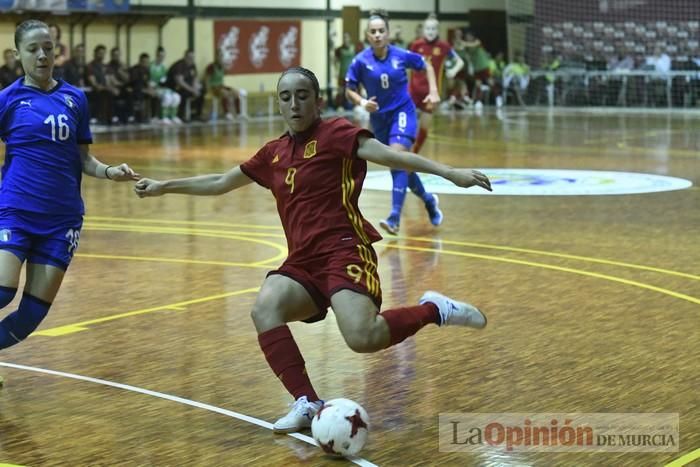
[505,0,700,107]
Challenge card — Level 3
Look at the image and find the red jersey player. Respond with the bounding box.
[134,66,491,434]
[409,14,464,153]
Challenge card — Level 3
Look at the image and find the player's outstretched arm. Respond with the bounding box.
[134,166,254,198]
[79,145,140,181]
[356,136,492,192]
[423,61,441,105]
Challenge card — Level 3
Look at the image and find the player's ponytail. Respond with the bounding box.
[368,9,390,29]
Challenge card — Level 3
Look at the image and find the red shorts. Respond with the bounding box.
[411,91,434,113]
[268,244,383,323]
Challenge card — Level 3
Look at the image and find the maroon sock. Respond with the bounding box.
[414,127,428,154]
[380,303,440,346]
[258,325,319,401]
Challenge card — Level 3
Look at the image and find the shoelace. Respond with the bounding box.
[287,398,314,418]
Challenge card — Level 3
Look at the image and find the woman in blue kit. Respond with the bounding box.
[0,20,138,353]
[345,9,442,235]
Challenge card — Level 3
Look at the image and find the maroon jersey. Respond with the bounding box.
[409,38,456,97]
[240,117,382,260]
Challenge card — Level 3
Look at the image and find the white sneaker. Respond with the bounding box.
[273,396,323,433]
[171,116,183,125]
[225,112,235,121]
[419,291,487,329]
[161,117,172,125]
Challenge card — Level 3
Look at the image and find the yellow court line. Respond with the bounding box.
[83,225,287,265]
[84,223,286,240]
[86,216,283,230]
[665,448,700,467]
[88,218,697,281]
[35,287,260,337]
[402,236,700,281]
[387,244,700,306]
[76,253,272,269]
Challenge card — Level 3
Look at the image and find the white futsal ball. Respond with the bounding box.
[311,398,370,457]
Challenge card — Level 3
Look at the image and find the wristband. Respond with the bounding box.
[104,165,113,180]
[360,98,368,108]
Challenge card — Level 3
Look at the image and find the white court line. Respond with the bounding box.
[0,362,377,467]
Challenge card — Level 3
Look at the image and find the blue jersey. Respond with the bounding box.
[345,45,426,114]
[0,78,92,215]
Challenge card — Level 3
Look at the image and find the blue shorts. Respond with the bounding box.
[0,208,83,270]
[370,102,418,149]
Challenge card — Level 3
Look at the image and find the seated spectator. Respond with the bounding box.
[203,51,245,121]
[129,53,157,123]
[167,49,203,122]
[86,44,117,124]
[49,23,68,80]
[446,27,472,109]
[489,51,506,106]
[0,48,24,89]
[464,31,492,110]
[106,47,131,123]
[502,51,530,106]
[643,46,671,106]
[63,43,87,88]
[644,46,671,74]
[150,46,182,125]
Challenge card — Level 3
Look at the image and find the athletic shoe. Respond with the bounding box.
[379,216,400,235]
[419,291,487,329]
[273,396,323,433]
[425,194,444,226]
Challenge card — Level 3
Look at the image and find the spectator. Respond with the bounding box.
[106,47,130,123]
[48,23,67,79]
[464,31,493,110]
[0,48,23,89]
[150,46,182,125]
[446,28,472,109]
[644,46,671,106]
[167,49,203,122]
[86,44,116,124]
[333,32,360,110]
[63,43,86,88]
[129,52,157,123]
[502,51,530,106]
[203,51,245,121]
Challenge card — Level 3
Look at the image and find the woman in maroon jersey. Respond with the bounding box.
[134,66,491,433]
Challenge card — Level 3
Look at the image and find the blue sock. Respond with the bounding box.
[0,286,17,309]
[390,170,409,220]
[407,172,433,203]
[0,293,51,350]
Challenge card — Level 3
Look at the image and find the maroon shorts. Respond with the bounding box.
[411,91,434,113]
[268,244,383,322]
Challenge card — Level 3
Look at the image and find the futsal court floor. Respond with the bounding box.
[0,106,698,466]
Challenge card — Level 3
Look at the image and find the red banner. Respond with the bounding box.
[214,20,301,74]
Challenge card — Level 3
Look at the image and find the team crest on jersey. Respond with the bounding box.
[0,229,11,242]
[64,95,75,108]
[392,58,400,69]
[272,154,280,164]
[303,140,317,159]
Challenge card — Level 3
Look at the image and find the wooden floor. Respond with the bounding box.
[0,108,698,466]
